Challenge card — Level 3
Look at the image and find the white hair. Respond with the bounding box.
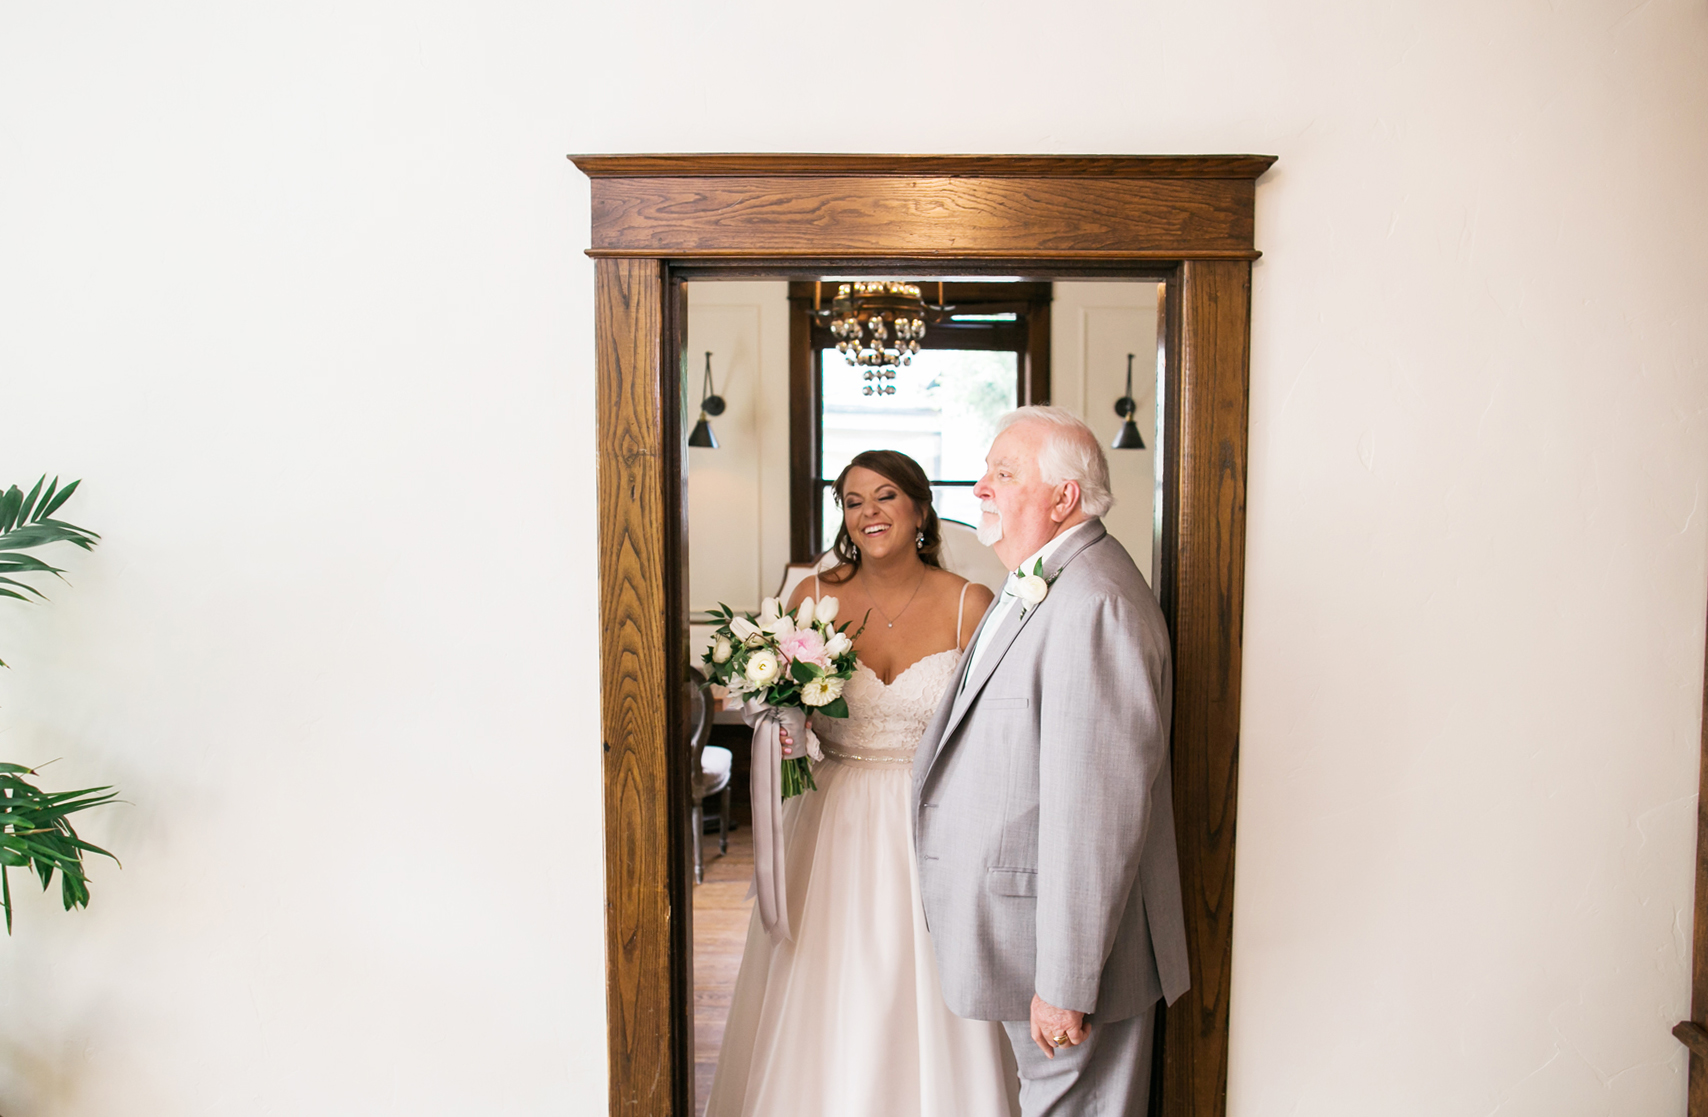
[994,405,1115,517]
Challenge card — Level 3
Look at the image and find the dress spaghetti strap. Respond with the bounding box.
[955,581,971,650]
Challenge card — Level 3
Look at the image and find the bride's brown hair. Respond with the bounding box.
[821,450,943,584]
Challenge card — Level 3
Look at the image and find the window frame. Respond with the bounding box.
[787,281,1052,560]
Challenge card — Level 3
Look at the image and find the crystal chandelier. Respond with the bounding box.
[822,281,932,396]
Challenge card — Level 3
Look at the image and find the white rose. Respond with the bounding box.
[814,596,839,625]
[744,649,781,687]
[824,631,852,659]
[711,634,732,664]
[800,675,845,707]
[729,616,761,642]
[1014,573,1049,607]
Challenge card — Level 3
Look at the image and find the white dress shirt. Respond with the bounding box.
[961,519,1096,688]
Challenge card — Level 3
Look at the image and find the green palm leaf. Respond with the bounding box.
[0,479,121,930]
[0,477,99,668]
[0,763,120,933]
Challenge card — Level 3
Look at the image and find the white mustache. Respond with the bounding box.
[976,501,1003,546]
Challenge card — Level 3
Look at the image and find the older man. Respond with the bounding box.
[912,406,1189,1116]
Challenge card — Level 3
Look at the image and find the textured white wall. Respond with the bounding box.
[1051,282,1161,580]
[685,282,792,616]
[0,2,1703,1115]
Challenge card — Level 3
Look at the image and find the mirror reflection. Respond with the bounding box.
[686,277,1168,1116]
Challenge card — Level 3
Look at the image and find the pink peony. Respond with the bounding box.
[775,627,830,671]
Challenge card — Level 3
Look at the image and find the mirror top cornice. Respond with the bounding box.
[568,153,1277,180]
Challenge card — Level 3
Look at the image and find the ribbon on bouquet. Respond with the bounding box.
[740,698,818,943]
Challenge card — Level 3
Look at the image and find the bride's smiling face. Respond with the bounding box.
[840,466,921,562]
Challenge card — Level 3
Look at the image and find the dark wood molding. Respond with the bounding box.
[581,154,1272,1117]
[580,175,1260,260]
[786,293,819,563]
[785,279,1052,308]
[571,153,1278,180]
[596,257,693,1117]
[1025,291,1052,405]
[1156,259,1251,1116]
[674,258,1185,282]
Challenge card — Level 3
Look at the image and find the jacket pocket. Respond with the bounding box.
[982,697,1030,711]
[987,867,1038,897]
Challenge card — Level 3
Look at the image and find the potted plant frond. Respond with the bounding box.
[0,477,119,931]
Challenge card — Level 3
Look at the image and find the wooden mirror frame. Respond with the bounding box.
[572,153,1276,1117]
[1675,609,1708,1111]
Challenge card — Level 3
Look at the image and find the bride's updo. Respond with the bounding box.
[822,450,943,583]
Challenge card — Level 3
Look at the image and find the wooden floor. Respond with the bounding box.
[694,810,755,1117]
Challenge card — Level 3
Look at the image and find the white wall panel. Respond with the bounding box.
[1051,282,1161,581]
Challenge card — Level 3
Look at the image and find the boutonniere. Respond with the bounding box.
[1012,559,1059,616]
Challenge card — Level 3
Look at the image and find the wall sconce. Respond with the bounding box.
[689,351,726,448]
[1111,353,1146,450]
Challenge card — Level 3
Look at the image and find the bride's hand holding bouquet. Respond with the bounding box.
[700,593,861,799]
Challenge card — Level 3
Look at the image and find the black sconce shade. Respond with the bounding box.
[1112,415,1145,450]
[1111,352,1146,450]
[691,350,725,449]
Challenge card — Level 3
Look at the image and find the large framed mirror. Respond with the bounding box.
[574,154,1274,1117]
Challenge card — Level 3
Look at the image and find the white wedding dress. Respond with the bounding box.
[705,647,1020,1117]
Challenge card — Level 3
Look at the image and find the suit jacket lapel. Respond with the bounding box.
[928,520,1108,768]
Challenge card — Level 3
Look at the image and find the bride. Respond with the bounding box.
[706,449,1017,1117]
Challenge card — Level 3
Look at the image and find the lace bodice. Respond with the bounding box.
[812,650,960,763]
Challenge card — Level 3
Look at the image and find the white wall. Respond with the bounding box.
[685,282,792,616]
[1,3,1704,1116]
[1051,282,1162,581]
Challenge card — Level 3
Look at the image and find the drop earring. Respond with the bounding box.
[916,529,925,549]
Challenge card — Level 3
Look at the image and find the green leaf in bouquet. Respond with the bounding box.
[788,659,821,684]
[819,695,850,719]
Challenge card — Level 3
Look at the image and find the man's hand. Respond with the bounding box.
[1029,994,1088,1057]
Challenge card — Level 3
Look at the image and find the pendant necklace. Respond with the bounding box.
[867,570,926,629]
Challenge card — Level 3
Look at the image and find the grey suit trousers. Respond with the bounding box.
[1001,1009,1154,1117]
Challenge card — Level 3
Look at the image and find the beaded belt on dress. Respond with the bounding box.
[820,743,915,769]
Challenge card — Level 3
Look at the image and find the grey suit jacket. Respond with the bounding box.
[912,520,1190,1023]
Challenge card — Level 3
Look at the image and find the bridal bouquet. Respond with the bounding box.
[701,594,860,798]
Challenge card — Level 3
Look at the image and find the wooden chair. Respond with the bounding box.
[688,680,732,884]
